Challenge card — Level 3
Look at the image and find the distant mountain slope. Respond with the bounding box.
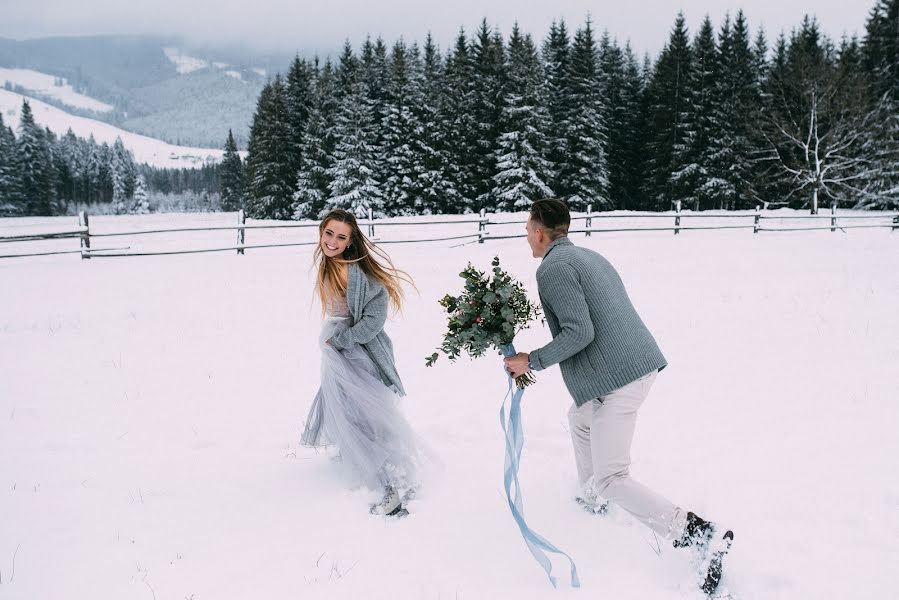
[122,69,262,147]
[0,67,114,112]
[0,88,232,168]
[0,35,286,148]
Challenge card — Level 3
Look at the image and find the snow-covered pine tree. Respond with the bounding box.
[861,0,899,207]
[55,128,81,206]
[441,30,479,212]
[17,100,55,216]
[0,114,22,215]
[83,135,103,204]
[244,76,295,219]
[744,26,774,208]
[561,19,609,211]
[617,43,649,210]
[361,37,391,198]
[541,20,572,196]
[97,141,113,204]
[286,56,314,198]
[327,44,384,217]
[643,13,693,210]
[704,11,757,210]
[111,137,135,214]
[417,34,460,214]
[131,175,150,214]
[669,16,716,210]
[492,24,555,211]
[471,20,507,210]
[381,40,426,215]
[293,59,338,220]
[600,32,636,211]
[220,128,245,212]
[863,0,899,100]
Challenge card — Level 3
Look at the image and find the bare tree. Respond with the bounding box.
[758,21,899,213]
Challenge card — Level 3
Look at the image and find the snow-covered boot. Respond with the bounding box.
[673,512,734,596]
[673,511,714,548]
[370,486,406,517]
[574,480,608,515]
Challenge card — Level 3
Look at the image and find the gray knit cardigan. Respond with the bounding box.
[528,237,667,406]
[329,264,406,396]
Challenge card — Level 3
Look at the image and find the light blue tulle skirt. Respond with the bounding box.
[301,317,421,493]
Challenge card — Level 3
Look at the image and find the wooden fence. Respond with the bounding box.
[1,202,897,260]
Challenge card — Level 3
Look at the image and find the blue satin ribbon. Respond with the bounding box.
[500,343,580,589]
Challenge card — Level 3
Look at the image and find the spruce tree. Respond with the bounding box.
[293,60,338,219]
[705,11,757,209]
[111,137,135,213]
[17,100,55,216]
[644,13,693,210]
[442,30,479,211]
[600,32,635,210]
[286,56,314,196]
[0,114,22,215]
[328,45,384,217]
[561,19,609,210]
[245,76,295,219]
[492,24,554,211]
[862,0,899,100]
[542,20,572,189]
[668,16,716,210]
[418,34,460,213]
[471,20,507,209]
[381,40,425,215]
[617,43,648,210]
[220,128,245,212]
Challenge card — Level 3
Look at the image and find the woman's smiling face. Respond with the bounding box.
[320,219,353,258]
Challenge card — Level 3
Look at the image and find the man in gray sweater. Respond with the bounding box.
[504,199,733,594]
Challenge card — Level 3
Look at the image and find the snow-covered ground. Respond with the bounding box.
[0,67,114,113]
[1,213,897,599]
[163,48,210,74]
[0,89,235,169]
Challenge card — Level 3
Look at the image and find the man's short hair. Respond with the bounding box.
[530,198,570,239]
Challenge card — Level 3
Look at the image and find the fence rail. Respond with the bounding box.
[1,203,896,260]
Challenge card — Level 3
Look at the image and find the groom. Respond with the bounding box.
[503,198,733,594]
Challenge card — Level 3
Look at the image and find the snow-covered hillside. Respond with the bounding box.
[1,214,897,600]
[0,67,114,113]
[0,88,233,169]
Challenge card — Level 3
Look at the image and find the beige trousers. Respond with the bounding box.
[568,371,686,539]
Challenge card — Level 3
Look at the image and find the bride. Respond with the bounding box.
[301,208,422,517]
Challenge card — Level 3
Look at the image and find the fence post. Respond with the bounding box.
[753,205,761,234]
[585,204,592,237]
[478,208,487,243]
[830,203,837,232]
[674,200,682,235]
[368,207,375,238]
[78,211,91,259]
[237,209,245,255]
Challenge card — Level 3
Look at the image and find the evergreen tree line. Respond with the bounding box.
[228,1,898,220]
[0,100,222,217]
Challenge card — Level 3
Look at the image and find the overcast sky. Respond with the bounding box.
[0,0,873,59]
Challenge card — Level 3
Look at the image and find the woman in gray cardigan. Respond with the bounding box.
[301,209,421,517]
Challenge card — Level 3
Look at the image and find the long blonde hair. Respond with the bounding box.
[314,209,415,314]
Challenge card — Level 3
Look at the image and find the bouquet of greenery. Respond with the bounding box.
[426,256,542,389]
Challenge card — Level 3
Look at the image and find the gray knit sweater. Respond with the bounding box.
[329,264,406,396]
[528,237,667,406]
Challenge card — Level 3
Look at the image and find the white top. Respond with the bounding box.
[326,294,350,318]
